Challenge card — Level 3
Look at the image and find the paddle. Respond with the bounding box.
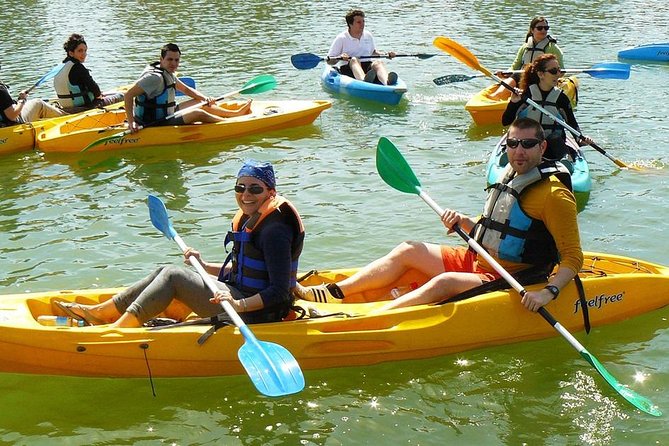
[146,194,305,397]
[80,74,277,152]
[176,76,196,96]
[375,136,661,417]
[433,62,630,85]
[290,52,436,70]
[433,36,638,170]
[24,64,66,95]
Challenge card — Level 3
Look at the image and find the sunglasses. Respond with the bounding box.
[534,25,550,31]
[234,184,265,195]
[506,138,542,149]
[543,67,565,75]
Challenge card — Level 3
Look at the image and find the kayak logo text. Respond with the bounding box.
[574,292,624,313]
[104,136,140,147]
[0,138,7,144]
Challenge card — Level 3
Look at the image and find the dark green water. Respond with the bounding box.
[1,0,668,444]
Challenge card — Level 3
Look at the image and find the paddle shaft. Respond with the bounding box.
[172,234,246,328]
[327,53,432,61]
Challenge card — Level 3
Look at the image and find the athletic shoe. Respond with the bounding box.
[300,284,343,303]
[387,72,398,85]
[364,70,377,83]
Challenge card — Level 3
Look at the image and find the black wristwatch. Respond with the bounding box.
[544,285,560,299]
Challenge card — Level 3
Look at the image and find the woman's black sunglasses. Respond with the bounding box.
[543,67,565,75]
[534,25,550,31]
[234,184,265,195]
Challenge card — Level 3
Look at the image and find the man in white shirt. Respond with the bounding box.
[327,9,398,85]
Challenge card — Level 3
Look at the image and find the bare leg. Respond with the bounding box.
[348,58,366,80]
[371,60,391,85]
[337,241,446,296]
[376,271,483,312]
[203,99,252,117]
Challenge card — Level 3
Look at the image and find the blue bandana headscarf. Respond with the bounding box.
[237,159,276,189]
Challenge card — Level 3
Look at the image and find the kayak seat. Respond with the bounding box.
[560,159,575,174]
[499,151,509,167]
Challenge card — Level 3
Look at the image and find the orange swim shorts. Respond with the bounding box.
[440,245,500,282]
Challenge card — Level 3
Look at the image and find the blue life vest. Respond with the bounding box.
[220,196,305,297]
[473,161,572,269]
[134,62,176,124]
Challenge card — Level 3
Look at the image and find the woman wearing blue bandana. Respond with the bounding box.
[56,160,305,327]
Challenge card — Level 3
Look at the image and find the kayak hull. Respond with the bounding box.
[618,43,669,62]
[486,133,591,212]
[36,100,332,153]
[0,90,127,156]
[465,75,579,126]
[1,252,667,378]
[320,66,407,105]
[0,123,39,155]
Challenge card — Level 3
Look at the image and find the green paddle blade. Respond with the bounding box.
[240,75,277,95]
[376,137,422,195]
[580,350,662,416]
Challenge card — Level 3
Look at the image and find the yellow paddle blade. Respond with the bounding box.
[433,36,492,77]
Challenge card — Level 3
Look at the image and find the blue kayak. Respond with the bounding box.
[618,43,669,62]
[486,133,591,213]
[320,66,407,105]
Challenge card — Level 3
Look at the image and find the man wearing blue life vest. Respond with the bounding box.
[55,160,305,327]
[299,118,583,313]
[123,43,252,133]
[327,9,398,85]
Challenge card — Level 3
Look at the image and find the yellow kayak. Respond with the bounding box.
[36,100,332,153]
[0,90,127,156]
[465,75,579,126]
[0,251,667,378]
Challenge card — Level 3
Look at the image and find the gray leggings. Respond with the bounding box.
[112,265,243,324]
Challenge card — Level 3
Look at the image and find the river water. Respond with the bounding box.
[1,0,669,444]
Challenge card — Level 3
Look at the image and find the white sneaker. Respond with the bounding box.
[301,285,342,303]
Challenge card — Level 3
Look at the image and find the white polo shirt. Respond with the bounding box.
[328,30,376,63]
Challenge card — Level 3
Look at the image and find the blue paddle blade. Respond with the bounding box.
[33,64,66,89]
[585,62,631,79]
[290,53,323,70]
[238,326,305,397]
[176,77,196,96]
[147,195,177,240]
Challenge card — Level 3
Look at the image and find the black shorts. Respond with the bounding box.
[338,61,373,77]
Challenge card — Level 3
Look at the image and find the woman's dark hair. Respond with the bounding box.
[519,53,557,91]
[64,33,86,53]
